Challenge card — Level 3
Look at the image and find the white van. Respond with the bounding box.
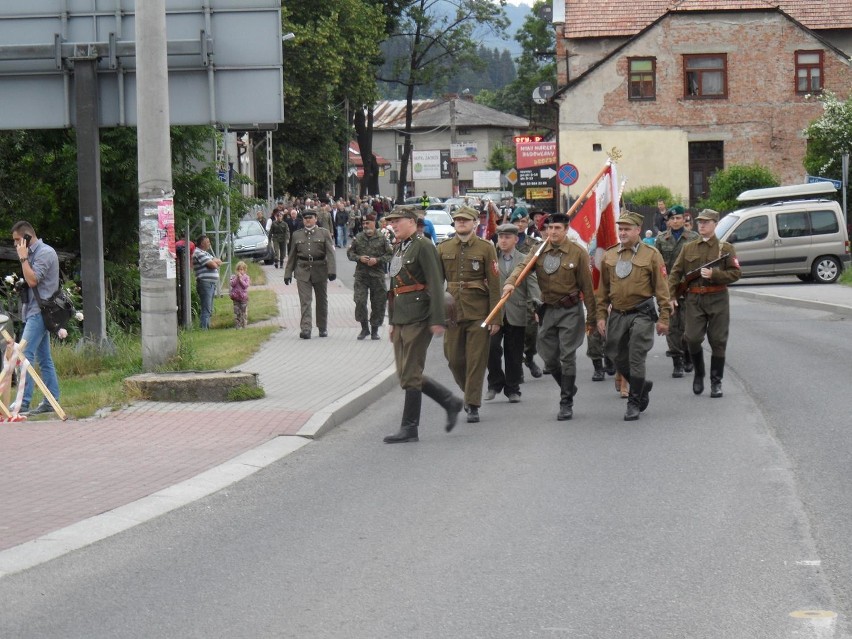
[715,182,851,283]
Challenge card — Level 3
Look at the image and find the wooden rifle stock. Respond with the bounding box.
[675,253,731,297]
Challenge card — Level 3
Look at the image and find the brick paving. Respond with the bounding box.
[0,261,395,553]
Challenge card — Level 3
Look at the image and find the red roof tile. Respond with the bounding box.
[564,0,852,38]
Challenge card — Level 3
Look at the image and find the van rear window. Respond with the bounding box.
[810,210,839,235]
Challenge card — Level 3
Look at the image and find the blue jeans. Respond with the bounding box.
[197,279,217,329]
[21,313,60,409]
[335,226,347,247]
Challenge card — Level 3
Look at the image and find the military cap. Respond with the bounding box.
[496,223,520,236]
[695,208,720,222]
[549,213,570,225]
[364,213,377,222]
[616,211,644,226]
[509,209,528,222]
[302,209,317,218]
[384,206,419,221]
[452,205,479,221]
[666,205,685,219]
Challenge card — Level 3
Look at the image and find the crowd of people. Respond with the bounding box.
[186,190,741,442]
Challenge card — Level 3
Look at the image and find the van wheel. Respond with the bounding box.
[811,256,841,283]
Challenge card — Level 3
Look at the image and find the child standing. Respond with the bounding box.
[229,261,250,329]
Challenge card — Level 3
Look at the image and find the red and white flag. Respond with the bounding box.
[569,162,620,288]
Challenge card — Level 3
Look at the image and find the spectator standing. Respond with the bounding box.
[11,221,61,416]
[654,199,668,234]
[333,200,350,248]
[192,235,222,330]
[229,260,250,329]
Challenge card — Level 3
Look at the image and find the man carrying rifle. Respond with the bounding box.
[655,205,699,378]
[596,211,671,422]
[667,209,741,398]
[503,213,596,421]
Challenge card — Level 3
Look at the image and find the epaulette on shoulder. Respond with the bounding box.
[605,242,619,251]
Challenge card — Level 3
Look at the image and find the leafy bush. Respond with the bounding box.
[697,164,779,213]
[622,185,677,207]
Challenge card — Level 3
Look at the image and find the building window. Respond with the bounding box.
[796,50,823,94]
[628,57,656,100]
[684,54,727,99]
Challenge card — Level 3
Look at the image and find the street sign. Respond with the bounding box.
[519,166,557,188]
[557,163,579,186]
[440,150,451,179]
[505,167,518,185]
[526,187,554,200]
[807,174,842,189]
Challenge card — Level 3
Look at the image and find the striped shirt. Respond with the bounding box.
[193,248,220,283]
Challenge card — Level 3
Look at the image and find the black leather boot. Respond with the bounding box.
[558,375,575,421]
[639,380,653,412]
[683,349,694,373]
[710,355,725,398]
[525,354,543,378]
[604,357,616,376]
[421,376,465,432]
[691,350,705,395]
[625,377,643,421]
[383,389,421,443]
[672,355,684,378]
[591,359,605,381]
[357,322,370,340]
[370,325,380,340]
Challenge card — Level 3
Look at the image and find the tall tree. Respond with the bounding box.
[379,0,508,201]
[803,90,852,204]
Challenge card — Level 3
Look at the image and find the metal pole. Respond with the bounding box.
[842,153,849,231]
[266,130,274,205]
[136,0,178,369]
[73,56,107,346]
[450,98,458,197]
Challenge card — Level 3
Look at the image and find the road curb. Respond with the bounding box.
[730,289,852,318]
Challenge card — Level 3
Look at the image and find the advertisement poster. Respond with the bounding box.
[158,198,176,279]
[516,141,557,169]
[412,149,442,180]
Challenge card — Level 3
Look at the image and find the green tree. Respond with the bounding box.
[379,0,508,201]
[477,0,553,120]
[698,164,779,213]
[803,90,852,204]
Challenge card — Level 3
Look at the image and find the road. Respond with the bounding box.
[0,260,850,638]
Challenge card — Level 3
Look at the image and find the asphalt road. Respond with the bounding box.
[0,264,850,638]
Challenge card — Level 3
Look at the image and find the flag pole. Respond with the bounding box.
[480,159,616,328]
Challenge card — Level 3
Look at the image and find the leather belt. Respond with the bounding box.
[611,307,640,315]
[393,283,426,295]
[448,281,487,291]
[298,256,325,262]
[688,285,727,294]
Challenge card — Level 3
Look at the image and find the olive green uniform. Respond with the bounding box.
[347,231,392,328]
[270,217,291,268]
[667,236,741,358]
[596,242,670,381]
[437,235,502,408]
[516,234,543,370]
[284,226,336,334]
[655,227,699,361]
[388,235,445,390]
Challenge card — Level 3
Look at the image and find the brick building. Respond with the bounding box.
[553,0,852,206]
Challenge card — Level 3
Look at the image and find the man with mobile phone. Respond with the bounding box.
[11,221,61,416]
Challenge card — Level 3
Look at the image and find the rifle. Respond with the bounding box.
[675,253,731,297]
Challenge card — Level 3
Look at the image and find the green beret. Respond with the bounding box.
[495,223,520,235]
[695,209,719,222]
[617,211,644,227]
[384,205,419,221]
[667,205,685,218]
[452,205,479,222]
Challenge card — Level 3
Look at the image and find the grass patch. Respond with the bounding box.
[839,266,852,286]
[24,293,279,419]
[227,384,266,401]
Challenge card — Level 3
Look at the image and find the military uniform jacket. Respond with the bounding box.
[496,248,540,326]
[516,234,541,255]
[270,218,291,243]
[388,235,445,326]
[346,231,392,279]
[596,241,671,323]
[655,228,699,272]
[283,226,336,283]
[506,239,596,321]
[668,235,741,297]
[437,235,502,323]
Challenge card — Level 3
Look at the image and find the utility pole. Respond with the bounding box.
[449,97,458,197]
[136,0,177,369]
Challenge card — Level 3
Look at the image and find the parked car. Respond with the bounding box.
[231,220,271,262]
[424,209,455,243]
[443,196,482,210]
[715,182,851,283]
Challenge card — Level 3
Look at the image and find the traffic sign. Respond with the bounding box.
[505,167,518,185]
[557,163,579,186]
[806,174,842,189]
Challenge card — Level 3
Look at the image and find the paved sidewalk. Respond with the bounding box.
[0,262,396,574]
[0,269,849,577]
